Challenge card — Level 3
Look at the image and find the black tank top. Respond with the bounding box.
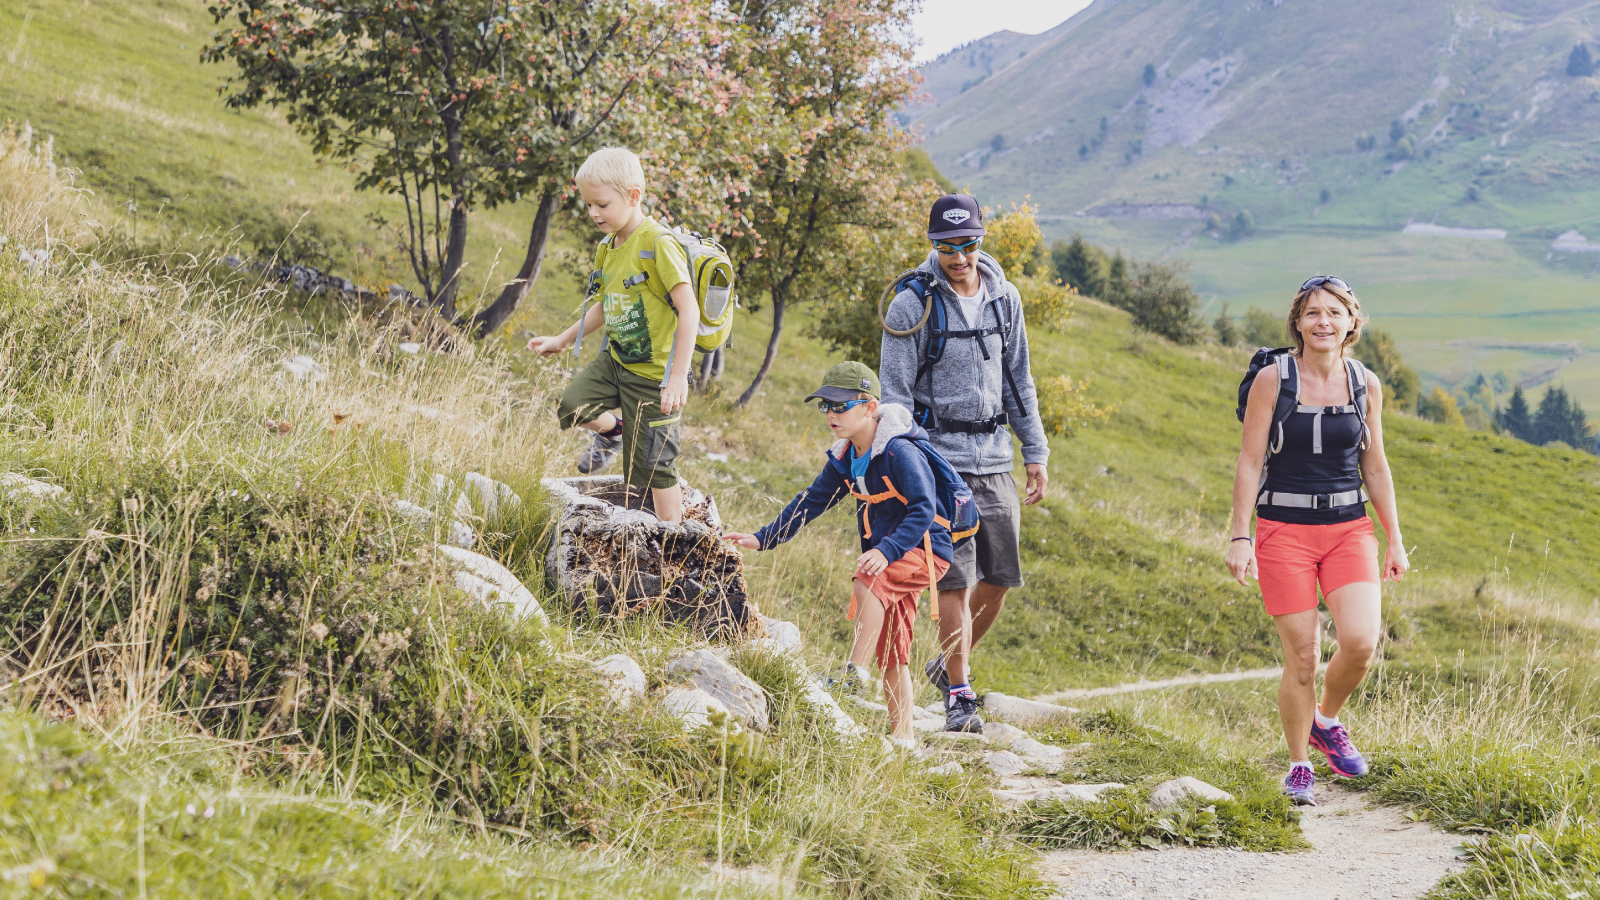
[1258,400,1368,526]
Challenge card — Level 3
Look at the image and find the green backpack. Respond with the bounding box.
[575,222,737,369]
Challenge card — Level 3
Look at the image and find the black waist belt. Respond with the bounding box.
[917,405,1008,434]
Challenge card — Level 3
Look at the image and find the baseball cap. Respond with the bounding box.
[927,193,985,240]
[804,361,880,403]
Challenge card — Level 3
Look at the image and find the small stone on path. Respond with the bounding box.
[666,649,769,732]
[595,654,646,705]
[927,761,964,776]
[984,750,1029,777]
[982,692,1078,726]
[982,721,1027,747]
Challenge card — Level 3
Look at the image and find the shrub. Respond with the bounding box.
[1051,233,1112,298]
[1568,43,1595,77]
[1037,374,1114,437]
[1228,210,1255,240]
[1142,63,1157,85]
[1240,306,1288,348]
[1352,327,1421,410]
[1213,302,1241,346]
[1119,261,1203,343]
[1419,387,1466,426]
[1015,274,1078,332]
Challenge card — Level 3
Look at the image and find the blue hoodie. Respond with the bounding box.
[752,403,954,565]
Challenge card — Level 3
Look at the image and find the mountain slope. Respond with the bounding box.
[910,0,1600,407]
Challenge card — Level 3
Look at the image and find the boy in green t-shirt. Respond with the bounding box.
[527,148,699,522]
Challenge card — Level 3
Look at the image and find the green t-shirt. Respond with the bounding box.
[597,217,691,383]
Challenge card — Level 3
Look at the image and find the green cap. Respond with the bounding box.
[805,361,880,403]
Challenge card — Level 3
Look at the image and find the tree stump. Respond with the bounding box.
[542,476,765,640]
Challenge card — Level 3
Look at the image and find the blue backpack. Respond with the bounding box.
[848,433,980,546]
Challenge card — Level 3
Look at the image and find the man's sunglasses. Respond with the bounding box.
[933,237,983,256]
[1301,275,1353,294]
[815,398,871,414]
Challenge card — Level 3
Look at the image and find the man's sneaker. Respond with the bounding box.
[1282,766,1317,806]
[1309,720,1370,777]
[924,656,951,694]
[576,430,623,474]
[944,691,984,733]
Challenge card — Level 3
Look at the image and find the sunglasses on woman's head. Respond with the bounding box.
[1301,275,1352,294]
[816,398,871,414]
[933,237,983,256]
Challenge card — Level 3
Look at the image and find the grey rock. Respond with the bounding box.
[756,616,802,654]
[984,750,1029,777]
[922,730,986,744]
[911,717,945,733]
[595,654,647,705]
[280,354,327,382]
[991,779,1125,809]
[1010,737,1070,774]
[464,472,522,520]
[849,697,889,714]
[1148,776,1235,810]
[927,761,964,776]
[982,692,1079,726]
[0,473,68,502]
[982,721,1028,748]
[659,686,739,734]
[436,544,547,622]
[799,678,866,737]
[666,649,769,732]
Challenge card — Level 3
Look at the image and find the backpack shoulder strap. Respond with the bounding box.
[1346,358,1372,450]
[1267,353,1299,454]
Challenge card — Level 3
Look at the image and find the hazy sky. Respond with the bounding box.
[910,0,1094,62]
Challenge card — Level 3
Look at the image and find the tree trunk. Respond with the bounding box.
[463,190,558,337]
[697,346,724,390]
[435,194,469,320]
[736,296,785,407]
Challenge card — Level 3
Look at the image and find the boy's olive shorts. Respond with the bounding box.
[557,351,680,490]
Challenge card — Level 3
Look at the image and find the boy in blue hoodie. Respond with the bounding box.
[724,362,970,744]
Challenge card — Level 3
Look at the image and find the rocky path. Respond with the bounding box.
[1041,784,1466,900]
[1033,665,1331,702]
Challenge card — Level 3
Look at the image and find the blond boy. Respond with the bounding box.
[528,148,698,521]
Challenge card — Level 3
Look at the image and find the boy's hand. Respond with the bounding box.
[1023,463,1048,505]
[661,374,690,415]
[722,532,760,550]
[526,334,570,357]
[855,548,889,577]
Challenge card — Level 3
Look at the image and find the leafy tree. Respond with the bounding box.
[1120,261,1202,344]
[1418,387,1465,427]
[1351,327,1419,410]
[1241,307,1287,349]
[1229,210,1255,240]
[1496,387,1535,442]
[1213,302,1240,346]
[983,200,1044,274]
[1142,63,1157,86]
[1569,43,1595,77]
[1205,213,1224,232]
[1389,119,1407,143]
[902,148,954,192]
[204,0,703,328]
[698,0,922,404]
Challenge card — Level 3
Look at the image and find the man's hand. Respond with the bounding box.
[1023,463,1049,505]
[722,532,760,550]
[661,373,690,415]
[526,333,571,358]
[855,548,889,577]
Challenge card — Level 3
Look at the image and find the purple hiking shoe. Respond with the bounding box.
[1282,765,1316,806]
[1309,720,1369,777]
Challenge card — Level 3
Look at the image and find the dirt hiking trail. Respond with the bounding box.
[1041,785,1465,899]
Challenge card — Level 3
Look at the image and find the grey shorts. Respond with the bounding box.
[937,471,1024,591]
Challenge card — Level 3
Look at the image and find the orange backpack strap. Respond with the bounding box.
[922,531,940,621]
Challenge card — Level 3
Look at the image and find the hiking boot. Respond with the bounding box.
[1309,720,1369,777]
[944,691,984,733]
[576,430,623,474]
[924,656,951,694]
[1282,766,1317,806]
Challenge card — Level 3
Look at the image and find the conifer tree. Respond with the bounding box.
[1497,386,1535,442]
[1214,303,1240,346]
[1569,43,1596,77]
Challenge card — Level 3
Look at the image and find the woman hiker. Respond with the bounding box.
[1225,276,1409,806]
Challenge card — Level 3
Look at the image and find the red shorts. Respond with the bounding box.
[852,548,950,669]
[1255,517,1380,616]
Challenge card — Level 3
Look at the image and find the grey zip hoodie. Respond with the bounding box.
[879,250,1049,476]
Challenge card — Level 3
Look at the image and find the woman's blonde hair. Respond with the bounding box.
[1287,281,1367,357]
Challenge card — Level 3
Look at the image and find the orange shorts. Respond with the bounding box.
[852,547,950,669]
[1255,517,1380,616]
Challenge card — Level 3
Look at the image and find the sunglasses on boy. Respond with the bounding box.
[932,237,983,256]
[1301,275,1353,294]
[815,398,872,414]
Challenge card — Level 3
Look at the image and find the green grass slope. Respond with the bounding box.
[911,0,1600,406]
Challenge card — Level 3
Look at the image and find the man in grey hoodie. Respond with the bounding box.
[880,193,1050,733]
